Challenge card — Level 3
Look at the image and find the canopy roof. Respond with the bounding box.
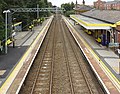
[70,15,116,30]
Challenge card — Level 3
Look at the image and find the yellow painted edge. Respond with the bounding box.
[0,46,31,94]
[70,15,116,27]
[116,21,120,25]
[12,22,22,27]
[65,16,120,89]
[0,17,53,94]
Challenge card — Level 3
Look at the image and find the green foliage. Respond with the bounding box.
[61,3,71,11]
[0,0,6,40]
[71,2,75,10]
[61,2,75,16]
[65,10,75,17]
[0,0,53,40]
[61,2,75,11]
[48,2,52,7]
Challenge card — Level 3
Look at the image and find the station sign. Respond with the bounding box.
[12,32,16,37]
[109,43,119,47]
[118,49,120,54]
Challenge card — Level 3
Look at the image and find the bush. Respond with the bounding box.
[65,10,75,17]
[0,31,4,40]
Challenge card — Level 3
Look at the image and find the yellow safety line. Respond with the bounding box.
[0,17,53,94]
[12,22,22,27]
[70,15,116,27]
[116,21,120,25]
[64,17,120,90]
[0,46,31,94]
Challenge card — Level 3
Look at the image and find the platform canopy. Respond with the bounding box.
[70,15,116,30]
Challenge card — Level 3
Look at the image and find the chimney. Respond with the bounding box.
[83,0,85,5]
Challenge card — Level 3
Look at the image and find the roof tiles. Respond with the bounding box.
[81,9,120,23]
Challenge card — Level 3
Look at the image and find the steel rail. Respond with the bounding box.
[30,18,55,94]
[60,19,75,94]
[49,16,57,94]
[62,20,94,94]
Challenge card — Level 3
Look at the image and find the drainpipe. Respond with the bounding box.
[114,28,118,52]
[115,29,118,43]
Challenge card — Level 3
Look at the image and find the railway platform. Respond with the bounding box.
[63,16,120,93]
[69,18,120,76]
[0,14,120,94]
[0,16,53,94]
[19,14,104,94]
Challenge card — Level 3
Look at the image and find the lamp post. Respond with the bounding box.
[12,18,16,48]
[13,18,16,30]
[3,10,10,54]
[37,4,39,19]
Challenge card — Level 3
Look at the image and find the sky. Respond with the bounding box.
[48,0,113,7]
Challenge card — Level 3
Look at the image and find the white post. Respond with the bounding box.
[118,62,120,75]
[5,12,7,54]
[37,4,39,19]
[3,10,10,54]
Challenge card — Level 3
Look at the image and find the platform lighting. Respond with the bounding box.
[3,10,11,54]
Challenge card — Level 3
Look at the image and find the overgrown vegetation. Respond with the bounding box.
[0,0,52,40]
[61,2,75,17]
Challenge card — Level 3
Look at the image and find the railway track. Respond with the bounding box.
[19,14,105,94]
[61,18,104,94]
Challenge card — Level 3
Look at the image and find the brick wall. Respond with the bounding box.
[116,25,120,43]
[105,3,120,10]
[94,0,120,10]
[94,0,105,9]
[116,25,120,31]
[118,32,120,43]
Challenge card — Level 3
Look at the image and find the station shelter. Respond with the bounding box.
[70,15,117,46]
[12,22,22,32]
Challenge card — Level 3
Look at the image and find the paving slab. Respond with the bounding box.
[64,16,120,93]
[105,58,119,74]
[0,18,49,87]
[68,18,120,79]
[96,50,118,57]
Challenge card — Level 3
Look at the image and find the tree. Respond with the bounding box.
[44,0,48,7]
[48,2,52,7]
[0,0,6,40]
[0,0,53,40]
[61,3,71,11]
[61,2,75,17]
[71,2,75,10]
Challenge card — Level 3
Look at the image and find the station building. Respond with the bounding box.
[94,0,120,10]
[74,0,93,14]
[12,22,22,32]
[94,0,106,10]
[70,9,120,49]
